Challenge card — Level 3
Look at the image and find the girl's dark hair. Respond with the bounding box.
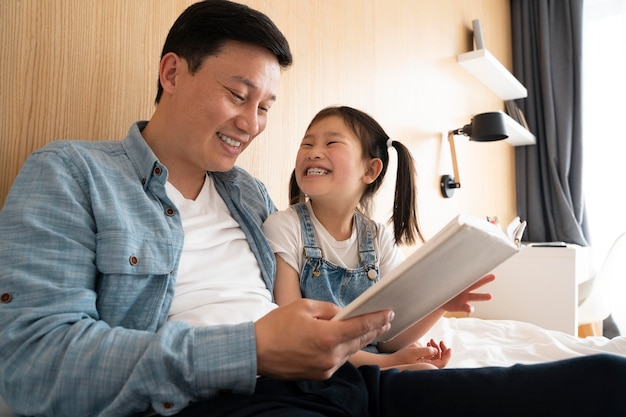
[290,106,424,245]
[155,0,293,104]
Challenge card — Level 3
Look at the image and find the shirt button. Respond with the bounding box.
[0,292,12,303]
[154,166,163,176]
[165,208,175,217]
[129,256,139,266]
[163,402,173,409]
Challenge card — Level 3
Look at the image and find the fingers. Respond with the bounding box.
[307,298,343,320]
[340,310,395,349]
[468,273,496,290]
[308,299,395,350]
[445,274,496,313]
[413,345,438,358]
[438,340,449,353]
[425,339,451,359]
[296,299,394,346]
[255,300,395,380]
[466,292,493,301]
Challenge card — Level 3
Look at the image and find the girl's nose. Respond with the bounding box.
[307,150,322,159]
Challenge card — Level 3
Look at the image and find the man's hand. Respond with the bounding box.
[254,299,393,380]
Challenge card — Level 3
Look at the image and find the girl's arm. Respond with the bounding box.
[349,340,449,369]
[349,349,398,368]
[377,309,444,353]
[274,255,304,305]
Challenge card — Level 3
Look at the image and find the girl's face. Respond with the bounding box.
[295,115,380,206]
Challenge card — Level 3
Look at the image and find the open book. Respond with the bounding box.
[332,214,521,342]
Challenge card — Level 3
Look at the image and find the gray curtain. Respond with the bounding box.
[511,0,590,246]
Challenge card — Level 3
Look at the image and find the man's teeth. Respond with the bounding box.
[218,133,241,147]
[307,168,328,176]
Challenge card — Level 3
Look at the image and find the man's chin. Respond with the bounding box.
[209,160,237,173]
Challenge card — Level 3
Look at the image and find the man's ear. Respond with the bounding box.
[159,52,181,96]
[363,158,383,184]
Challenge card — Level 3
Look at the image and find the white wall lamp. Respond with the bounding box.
[440,111,509,198]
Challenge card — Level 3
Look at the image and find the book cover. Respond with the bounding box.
[332,214,520,342]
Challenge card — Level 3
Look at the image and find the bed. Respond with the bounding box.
[1,318,624,417]
[424,316,626,368]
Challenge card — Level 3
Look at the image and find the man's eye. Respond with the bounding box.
[231,91,245,102]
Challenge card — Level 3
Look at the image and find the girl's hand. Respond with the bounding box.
[384,339,451,369]
[417,339,451,368]
[442,273,496,314]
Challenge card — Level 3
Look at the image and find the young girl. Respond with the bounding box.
[263,106,495,370]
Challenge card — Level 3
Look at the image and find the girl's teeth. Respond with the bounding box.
[307,168,328,175]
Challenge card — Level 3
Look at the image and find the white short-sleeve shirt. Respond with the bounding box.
[262,201,404,276]
[166,175,277,326]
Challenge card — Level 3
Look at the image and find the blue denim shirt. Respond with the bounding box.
[0,122,277,417]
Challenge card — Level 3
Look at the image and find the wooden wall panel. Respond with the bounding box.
[0,0,517,251]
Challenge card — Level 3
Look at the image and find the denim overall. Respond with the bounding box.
[294,203,380,308]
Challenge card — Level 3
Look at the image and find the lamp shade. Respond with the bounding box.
[459,111,508,142]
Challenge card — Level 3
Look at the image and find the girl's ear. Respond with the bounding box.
[362,158,383,184]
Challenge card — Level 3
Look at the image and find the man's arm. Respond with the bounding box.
[0,146,258,417]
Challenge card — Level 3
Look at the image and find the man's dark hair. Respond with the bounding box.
[155,0,293,104]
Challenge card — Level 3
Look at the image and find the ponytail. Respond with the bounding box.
[387,140,424,245]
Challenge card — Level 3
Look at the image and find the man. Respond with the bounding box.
[0,1,625,416]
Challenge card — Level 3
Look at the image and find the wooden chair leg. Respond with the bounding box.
[578,321,603,338]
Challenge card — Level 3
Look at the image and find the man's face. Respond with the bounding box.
[163,41,281,175]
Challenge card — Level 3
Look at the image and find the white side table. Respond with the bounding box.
[471,244,590,336]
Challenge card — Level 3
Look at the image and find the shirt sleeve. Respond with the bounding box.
[262,207,303,274]
[375,221,406,277]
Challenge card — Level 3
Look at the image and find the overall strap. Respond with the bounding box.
[293,202,323,261]
[354,212,378,281]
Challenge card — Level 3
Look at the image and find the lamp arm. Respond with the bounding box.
[448,130,461,187]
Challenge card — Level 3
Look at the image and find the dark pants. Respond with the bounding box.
[176,353,626,416]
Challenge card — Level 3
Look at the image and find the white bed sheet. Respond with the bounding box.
[423,317,626,368]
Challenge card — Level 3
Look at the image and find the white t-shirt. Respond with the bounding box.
[166,175,277,326]
[262,201,404,277]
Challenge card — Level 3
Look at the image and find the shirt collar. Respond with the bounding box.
[121,121,168,191]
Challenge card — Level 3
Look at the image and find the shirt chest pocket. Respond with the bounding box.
[96,232,175,275]
[95,232,176,330]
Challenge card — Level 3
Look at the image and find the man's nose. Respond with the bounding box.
[235,107,260,136]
